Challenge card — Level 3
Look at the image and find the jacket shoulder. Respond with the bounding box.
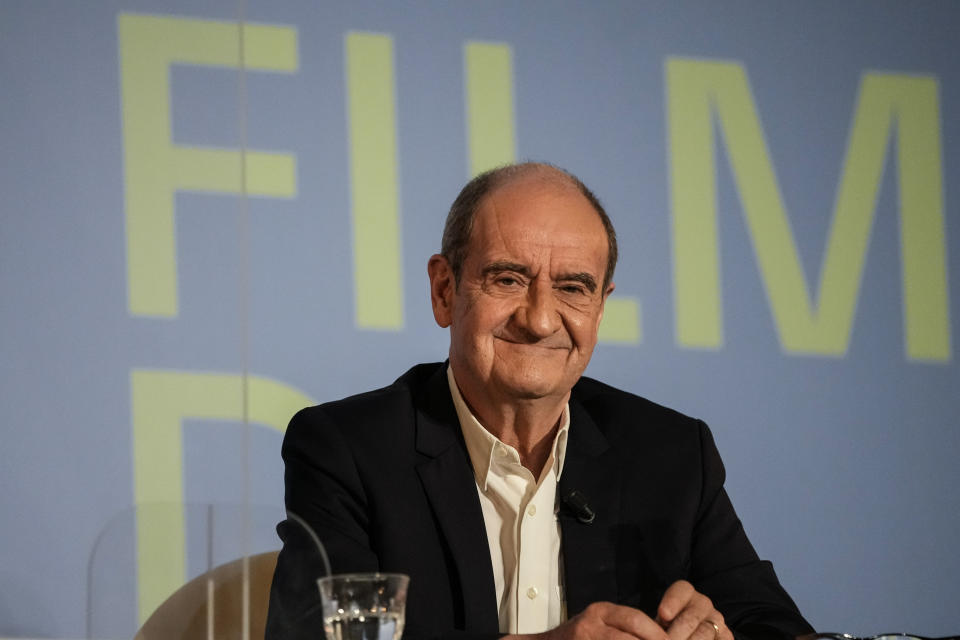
[289,362,444,424]
[572,375,701,429]
[282,362,447,458]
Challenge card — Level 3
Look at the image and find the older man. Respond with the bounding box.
[267,163,812,640]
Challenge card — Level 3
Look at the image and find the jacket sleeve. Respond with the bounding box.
[689,421,814,640]
[266,406,380,640]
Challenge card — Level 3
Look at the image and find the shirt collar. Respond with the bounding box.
[446,365,570,491]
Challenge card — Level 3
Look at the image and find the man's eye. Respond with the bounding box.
[559,284,586,295]
[497,276,520,286]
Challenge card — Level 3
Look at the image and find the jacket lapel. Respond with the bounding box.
[559,398,621,615]
[413,366,499,633]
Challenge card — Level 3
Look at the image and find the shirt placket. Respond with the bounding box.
[515,473,555,632]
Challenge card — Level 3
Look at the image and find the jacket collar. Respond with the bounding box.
[558,395,621,615]
[413,363,500,633]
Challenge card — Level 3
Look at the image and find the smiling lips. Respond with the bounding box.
[493,331,573,351]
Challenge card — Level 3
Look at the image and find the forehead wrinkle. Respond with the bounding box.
[473,175,606,280]
[476,198,544,268]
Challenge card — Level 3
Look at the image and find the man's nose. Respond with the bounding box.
[515,281,561,339]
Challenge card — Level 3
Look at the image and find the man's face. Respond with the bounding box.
[429,176,613,409]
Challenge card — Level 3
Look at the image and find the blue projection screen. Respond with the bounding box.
[1,1,958,637]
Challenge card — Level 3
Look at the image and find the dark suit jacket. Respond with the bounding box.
[266,362,812,640]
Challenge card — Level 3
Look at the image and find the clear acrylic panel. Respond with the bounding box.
[86,502,291,639]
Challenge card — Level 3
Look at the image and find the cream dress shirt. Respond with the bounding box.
[446,367,569,634]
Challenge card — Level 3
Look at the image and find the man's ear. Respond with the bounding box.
[427,254,455,328]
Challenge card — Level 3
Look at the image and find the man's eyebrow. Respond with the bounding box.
[556,272,598,293]
[481,261,532,277]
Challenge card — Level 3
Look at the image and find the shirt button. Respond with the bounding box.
[527,504,537,516]
[526,586,538,600]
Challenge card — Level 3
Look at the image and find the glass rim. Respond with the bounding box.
[317,572,410,585]
[811,634,960,640]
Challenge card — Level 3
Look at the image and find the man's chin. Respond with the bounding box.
[505,387,550,400]
[494,373,570,401]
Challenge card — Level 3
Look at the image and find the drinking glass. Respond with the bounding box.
[318,573,410,640]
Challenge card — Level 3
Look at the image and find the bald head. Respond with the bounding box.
[441,162,618,290]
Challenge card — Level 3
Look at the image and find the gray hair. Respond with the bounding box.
[440,162,618,290]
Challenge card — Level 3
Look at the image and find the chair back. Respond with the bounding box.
[135,550,279,640]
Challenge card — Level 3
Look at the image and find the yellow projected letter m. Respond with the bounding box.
[667,58,950,361]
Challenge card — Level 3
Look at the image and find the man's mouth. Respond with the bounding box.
[494,334,572,350]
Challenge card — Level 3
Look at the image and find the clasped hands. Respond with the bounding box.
[517,581,732,640]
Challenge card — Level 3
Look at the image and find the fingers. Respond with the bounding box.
[535,586,733,640]
[554,602,668,640]
[655,581,732,640]
[589,602,669,640]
